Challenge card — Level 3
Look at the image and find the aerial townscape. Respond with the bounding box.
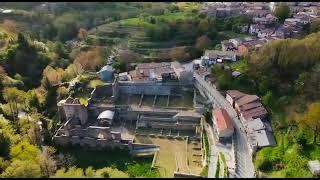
[0,2,319,178]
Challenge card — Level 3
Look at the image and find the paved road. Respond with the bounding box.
[193,71,255,178]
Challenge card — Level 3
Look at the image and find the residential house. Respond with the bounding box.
[245,9,270,18]
[221,40,237,52]
[203,50,239,63]
[212,108,234,139]
[249,24,266,35]
[246,119,276,154]
[257,28,275,38]
[171,61,193,83]
[129,62,175,81]
[234,94,259,113]
[226,90,246,108]
[271,26,290,39]
[284,18,304,26]
[237,39,266,56]
[239,102,268,123]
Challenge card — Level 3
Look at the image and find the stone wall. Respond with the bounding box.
[53,135,129,149]
[62,103,88,125]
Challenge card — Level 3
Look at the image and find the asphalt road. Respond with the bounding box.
[193,68,255,178]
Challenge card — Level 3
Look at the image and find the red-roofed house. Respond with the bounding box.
[212,108,234,139]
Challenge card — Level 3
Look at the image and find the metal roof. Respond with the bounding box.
[98,65,114,73]
[97,110,115,120]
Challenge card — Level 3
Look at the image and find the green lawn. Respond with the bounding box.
[57,146,161,178]
[229,59,249,73]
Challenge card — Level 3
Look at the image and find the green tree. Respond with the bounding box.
[309,18,320,33]
[1,159,42,178]
[2,87,26,122]
[169,47,189,62]
[273,2,290,23]
[0,115,19,157]
[52,167,86,178]
[196,35,210,51]
[9,141,40,161]
[297,102,320,144]
[262,91,274,108]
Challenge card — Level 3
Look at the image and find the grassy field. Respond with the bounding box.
[228,59,249,73]
[134,135,203,177]
[57,146,160,178]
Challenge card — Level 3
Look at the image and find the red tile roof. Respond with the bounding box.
[213,108,233,131]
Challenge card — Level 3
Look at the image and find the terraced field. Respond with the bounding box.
[87,5,198,61]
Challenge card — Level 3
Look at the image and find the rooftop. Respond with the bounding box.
[236,95,260,107]
[226,90,246,100]
[97,110,115,120]
[213,108,234,131]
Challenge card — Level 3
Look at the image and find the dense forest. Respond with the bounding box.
[0,2,319,178]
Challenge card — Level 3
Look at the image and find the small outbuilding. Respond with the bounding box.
[98,65,114,83]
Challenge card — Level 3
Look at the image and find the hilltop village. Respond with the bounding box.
[1,2,320,178]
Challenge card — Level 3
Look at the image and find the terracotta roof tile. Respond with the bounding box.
[213,108,233,131]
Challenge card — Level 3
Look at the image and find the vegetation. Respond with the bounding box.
[0,2,319,178]
[215,156,220,178]
[273,3,290,23]
[219,152,227,178]
[200,165,208,177]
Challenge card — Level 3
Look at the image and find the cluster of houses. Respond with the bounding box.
[210,89,275,153]
[201,2,320,41]
[225,90,275,153]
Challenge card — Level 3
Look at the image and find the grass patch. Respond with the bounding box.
[89,79,109,89]
[229,59,249,73]
[200,165,208,177]
[202,130,210,161]
[215,156,220,178]
[57,146,160,178]
[219,152,227,178]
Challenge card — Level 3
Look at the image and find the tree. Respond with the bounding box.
[309,18,320,33]
[38,146,57,177]
[52,167,86,178]
[196,35,210,51]
[42,66,65,86]
[262,91,274,108]
[273,2,290,23]
[118,49,141,63]
[78,28,88,41]
[169,47,189,62]
[1,159,42,178]
[0,115,19,157]
[112,61,127,73]
[23,113,42,146]
[9,141,40,161]
[198,19,210,34]
[74,48,103,71]
[1,20,17,33]
[64,63,84,81]
[297,102,320,144]
[96,167,129,178]
[2,87,26,122]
